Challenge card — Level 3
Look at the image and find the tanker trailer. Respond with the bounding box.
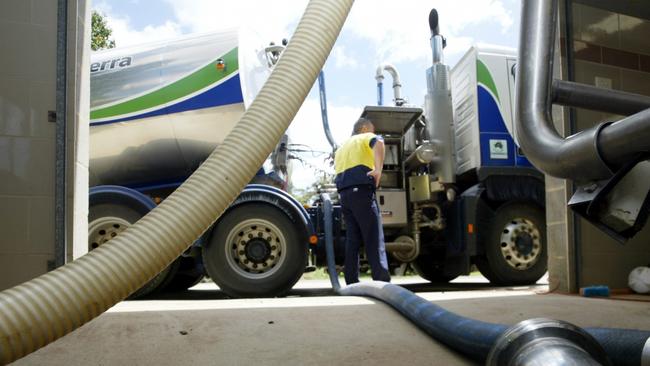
[88,29,312,298]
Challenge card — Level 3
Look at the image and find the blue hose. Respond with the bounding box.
[320,193,650,365]
[322,193,341,292]
[318,71,338,151]
[341,281,506,361]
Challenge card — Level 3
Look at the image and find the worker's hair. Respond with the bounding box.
[352,117,374,135]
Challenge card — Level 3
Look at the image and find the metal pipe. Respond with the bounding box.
[552,80,650,116]
[385,241,414,253]
[404,142,437,171]
[598,109,650,168]
[429,9,443,64]
[515,0,650,181]
[431,36,444,65]
[375,63,403,106]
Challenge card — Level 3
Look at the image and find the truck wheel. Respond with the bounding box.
[160,256,204,292]
[482,202,547,285]
[203,204,307,298]
[412,256,460,283]
[88,203,178,298]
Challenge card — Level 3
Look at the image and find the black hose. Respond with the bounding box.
[585,328,650,366]
[321,193,501,360]
[320,193,650,365]
[340,281,506,361]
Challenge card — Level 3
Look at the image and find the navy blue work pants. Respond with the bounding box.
[339,185,391,284]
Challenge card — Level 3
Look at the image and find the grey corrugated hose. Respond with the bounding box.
[0,0,354,363]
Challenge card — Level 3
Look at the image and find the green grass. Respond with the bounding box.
[301,268,484,280]
[301,268,420,281]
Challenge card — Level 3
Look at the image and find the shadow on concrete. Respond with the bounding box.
[141,280,547,301]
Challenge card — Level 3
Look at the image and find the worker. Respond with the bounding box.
[334,117,391,284]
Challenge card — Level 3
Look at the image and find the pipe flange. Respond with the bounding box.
[486,318,611,366]
[593,121,615,176]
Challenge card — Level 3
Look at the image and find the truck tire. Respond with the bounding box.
[412,256,460,283]
[203,204,307,298]
[474,256,497,282]
[88,202,178,298]
[481,202,547,285]
[160,256,204,292]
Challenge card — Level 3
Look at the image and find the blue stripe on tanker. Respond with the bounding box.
[477,85,532,168]
[90,74,245,126]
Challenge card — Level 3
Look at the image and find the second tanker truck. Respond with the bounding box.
[89,13,547,298]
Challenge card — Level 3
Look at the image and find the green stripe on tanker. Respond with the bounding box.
[90,47,239,120]
[477,59,500,102]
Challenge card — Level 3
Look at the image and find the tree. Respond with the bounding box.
[91,11,116,51]
[291,172,335,205]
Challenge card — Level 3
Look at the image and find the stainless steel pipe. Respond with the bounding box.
[552,80,650,116]
[516,0,650,181]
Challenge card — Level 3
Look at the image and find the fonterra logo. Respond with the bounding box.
[90,56,133,73]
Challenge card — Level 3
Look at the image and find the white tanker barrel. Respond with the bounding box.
[89,29,274,188]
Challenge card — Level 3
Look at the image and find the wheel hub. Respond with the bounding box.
[245,238,271,263]
[226,219,286,279]
[88,216,131,251]
[499,218,542,271]
[515,232,534,256]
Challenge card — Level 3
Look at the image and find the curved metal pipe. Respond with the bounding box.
[515,0,650,181]
[375,63,403,106]
[0,1,354,363]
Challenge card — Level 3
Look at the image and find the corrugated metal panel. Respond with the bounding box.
[451,48,480,175]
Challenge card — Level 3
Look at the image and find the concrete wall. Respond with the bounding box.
[66,0,90,262]
[570,2,650,289]
[0,0,89,290]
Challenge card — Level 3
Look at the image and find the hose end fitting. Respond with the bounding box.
[487,318,611,366]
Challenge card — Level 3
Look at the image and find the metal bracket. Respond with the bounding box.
[569,157,650,242]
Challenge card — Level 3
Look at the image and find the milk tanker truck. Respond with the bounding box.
[312,11,547,287]
[89,16,547,298]
[88,29,313,298]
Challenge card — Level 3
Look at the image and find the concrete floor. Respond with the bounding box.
[13,276,650,366]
